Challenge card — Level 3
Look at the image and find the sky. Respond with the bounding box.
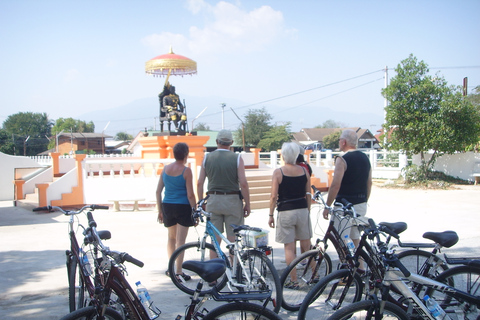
[1,0,479,136]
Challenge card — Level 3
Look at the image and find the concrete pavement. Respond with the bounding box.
[0,184,479,319]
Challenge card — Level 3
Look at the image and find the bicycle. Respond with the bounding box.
[324,226,480,320]
[280,185,379,311]
[295,214,405,320]
[284,185,456,313]
[33,204,117,313]
[60,244,283,320]
[167,196,283,313]
[34,204,156,320]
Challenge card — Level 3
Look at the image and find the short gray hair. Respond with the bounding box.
[281,142,300,164]
[340,129,358,147]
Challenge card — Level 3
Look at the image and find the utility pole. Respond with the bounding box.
[230,107,246,152]
[23,136,30,156]
[221,103,226,129]
[383,66,388,149]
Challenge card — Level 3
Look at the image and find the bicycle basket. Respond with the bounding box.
[239,229,269,248]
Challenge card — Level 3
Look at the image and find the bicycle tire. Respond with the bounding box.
[59,306,123,320]
[427,265,480,320]
[279,248,332,311]
[202,302,283,320]
[235,249,282,313]
[168,241,228,296]
[326,299,409,320]
[297,268,364,320]
[68,255,86,312]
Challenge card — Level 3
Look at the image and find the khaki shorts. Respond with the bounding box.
[206,194,244,238]
[331,202,367,240]
[275,208,312,244]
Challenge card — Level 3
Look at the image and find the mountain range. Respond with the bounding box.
[79,94,384,138]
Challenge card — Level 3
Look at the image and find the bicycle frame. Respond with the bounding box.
[383,268,480,319]
[200,215,263,290]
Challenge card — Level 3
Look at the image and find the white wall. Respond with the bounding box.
[0,152,46,201]
[413,152,480,182]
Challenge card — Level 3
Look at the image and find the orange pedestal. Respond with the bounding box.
[138,135,210,193]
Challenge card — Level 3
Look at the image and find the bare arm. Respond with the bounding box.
[197,159,207,201]
[268,169,281,228]
[156,174,164,223]
[237,156,251,217]
[323,156,346,219]
[184,167,196,208]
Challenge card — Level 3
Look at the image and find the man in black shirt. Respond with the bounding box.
[323,129,372,249]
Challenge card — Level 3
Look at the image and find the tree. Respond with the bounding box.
[193,122,210,131]
[3,112,52,155]
[257,122,292,151]
[236,107,273,147]
[315,119,345,128]
[51,117,95,134]
[382,54,480,176]
[0,129,16,154]
[322,130,342,150]
[115,132,133,141]
[466,86,480,106]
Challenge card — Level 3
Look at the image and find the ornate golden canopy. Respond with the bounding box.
[145,47,197,78]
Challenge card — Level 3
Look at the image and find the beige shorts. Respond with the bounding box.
[331,202,367,240]
[206,194,244,238]
[275,208,312,244]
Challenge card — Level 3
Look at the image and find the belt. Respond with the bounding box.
[207,191,239,195]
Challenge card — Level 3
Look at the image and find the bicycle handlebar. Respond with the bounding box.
[32,204,109,214]
[121,252,144,268]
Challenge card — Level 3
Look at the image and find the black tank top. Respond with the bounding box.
[277,168,308,211]
[336,151,371,205]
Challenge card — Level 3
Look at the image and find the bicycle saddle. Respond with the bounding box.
[379,222,408,235]
[182,259,226,283]
[423,230,459,248]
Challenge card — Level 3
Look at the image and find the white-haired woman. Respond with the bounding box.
[268,142,312,288]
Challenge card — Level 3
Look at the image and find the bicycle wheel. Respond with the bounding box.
[397,249,448,278]
[427,265,480,320]
[297,269,364,320]
[235,249,282,314]
[280,248,332,311]
[68,255,86,312]
[59,306,123,320]
[326,300,409,320]
[168,241,228,296]
[203,302,283,320]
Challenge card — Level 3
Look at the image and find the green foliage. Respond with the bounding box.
[323,130,341,150]
[236,107,273,147]
[115,131,133,141]
[2,112,52,155]
[193,122,210,131]
[0,129,16,154]
[51,117,95,134]
[256,122,292,151]
[382,54,480,174]
[315,119,345,128]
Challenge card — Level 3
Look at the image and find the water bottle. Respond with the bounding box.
[80,248,92,276]
[136,281,158,319]
[344,234,355,255]
[424,295,447,320]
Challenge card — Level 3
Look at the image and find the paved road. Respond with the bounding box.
[0,185,479,319]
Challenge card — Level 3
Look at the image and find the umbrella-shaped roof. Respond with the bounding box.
[145,47,197,77]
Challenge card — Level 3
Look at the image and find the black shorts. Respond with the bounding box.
[162,203,195,228]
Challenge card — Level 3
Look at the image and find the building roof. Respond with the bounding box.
[58,133,113,139]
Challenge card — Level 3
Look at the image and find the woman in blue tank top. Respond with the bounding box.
[156,143,196,281]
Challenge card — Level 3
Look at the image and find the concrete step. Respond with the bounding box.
[251,199,270,210]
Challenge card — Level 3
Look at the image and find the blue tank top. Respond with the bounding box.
[162,168,189,204]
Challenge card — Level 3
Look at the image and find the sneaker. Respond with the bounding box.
[299,259,308,267]
[284,280,300,290]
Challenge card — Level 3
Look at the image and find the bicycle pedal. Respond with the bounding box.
[175,315,182,320]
